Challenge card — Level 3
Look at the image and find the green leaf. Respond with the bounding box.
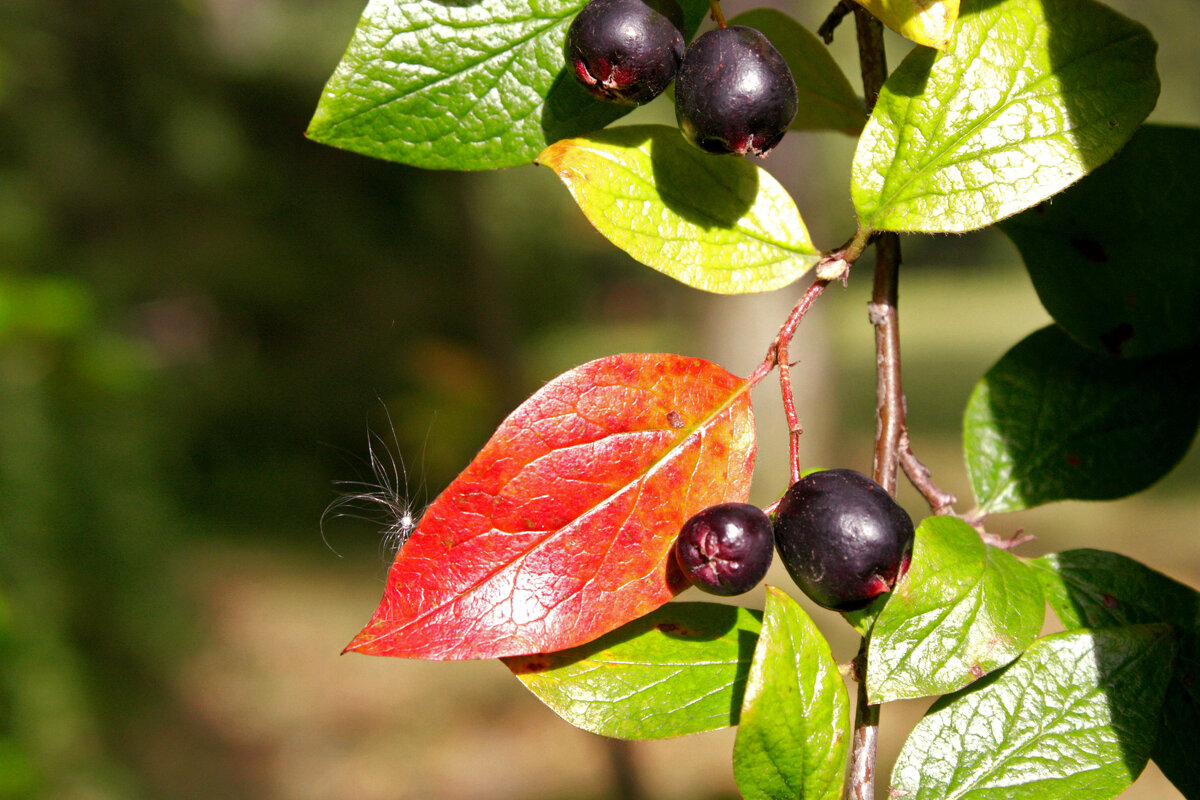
[964,325,1200,515]
[841,593,888,638]
[728,9,865,136]
[851,0,1158,233]
[306,0,707,170]
[504,603,761,740]
[1033,550,1200,800]
[999,125,1200,359]
[733,587,848,800]
[867,517,1042,704]
[890,626,1176,800]
[538,125,819,294]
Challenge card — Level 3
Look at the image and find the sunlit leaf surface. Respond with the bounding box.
[307,0,708,169]
[1034,550,1200,800]
[891,626,1175,800]
[539,126,818,294]
[733,587,848,800]
[852,0,959,50]
[852,0,1158,233]
[868,517,1042,703]
[505,603,761,739]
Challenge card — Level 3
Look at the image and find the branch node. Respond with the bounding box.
[866,301,887,326]
[816,256,851,282]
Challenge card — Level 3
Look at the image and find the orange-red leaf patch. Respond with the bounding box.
[345,353,757,660]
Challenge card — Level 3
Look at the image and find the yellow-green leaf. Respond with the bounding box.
[852,0,959,50]
[539,125,818,295]
[852,0,1158,234]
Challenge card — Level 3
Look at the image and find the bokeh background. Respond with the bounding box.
[2,0,1198,798]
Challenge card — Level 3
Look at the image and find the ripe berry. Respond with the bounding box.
[566,0,686,106]
[675,503,774,596]
[773,469,914,611]
[674,25,798,157]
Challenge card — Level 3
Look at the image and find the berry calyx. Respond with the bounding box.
[566,0,686,106]
[773,469,915,611]
[674,25,798,157]
[675,502,774,596]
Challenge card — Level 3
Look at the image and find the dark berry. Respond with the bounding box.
[674,25,798,157]
[675,503,774,596]
[566,0,686,106]
[773,469,914,611]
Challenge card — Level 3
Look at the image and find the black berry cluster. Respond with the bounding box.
[675,502,774,596]
[567,1,798,157]
[773,469,915,611]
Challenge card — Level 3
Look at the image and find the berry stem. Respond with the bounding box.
[745,274,829,389]
[777,339,803,483]
[707,0,727,28]
[845,9,896,800]
[745,276,827,482]
[746,230,872,478]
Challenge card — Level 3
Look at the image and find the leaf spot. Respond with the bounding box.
[1065,453,1082,468]
[969,663,985,679]
[1102,593,1119,609]
[666,410,685,429]
[655,621,699,637]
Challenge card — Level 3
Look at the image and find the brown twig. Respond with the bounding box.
[869,231,903,496]
[847,643,880,800]
[845,9,894,800]
[854,6,889,111]
[818,1,855,44]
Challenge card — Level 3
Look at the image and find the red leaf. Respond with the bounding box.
[345,353,757,660]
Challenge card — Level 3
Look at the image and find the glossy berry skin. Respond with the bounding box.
[675,25,798,157]
[773,469,914,611]
[675,503,774,596]
[566,0,686,106]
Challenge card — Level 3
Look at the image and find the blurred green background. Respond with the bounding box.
[1,0,1197,798]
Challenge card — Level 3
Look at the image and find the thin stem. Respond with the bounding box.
[818,1,855,44]
[745,235,872,484]
[777,339,803,483]
[899,428,957,515]
[845,9,895,800]
[745,274,832,390]
[708,0,727,28]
